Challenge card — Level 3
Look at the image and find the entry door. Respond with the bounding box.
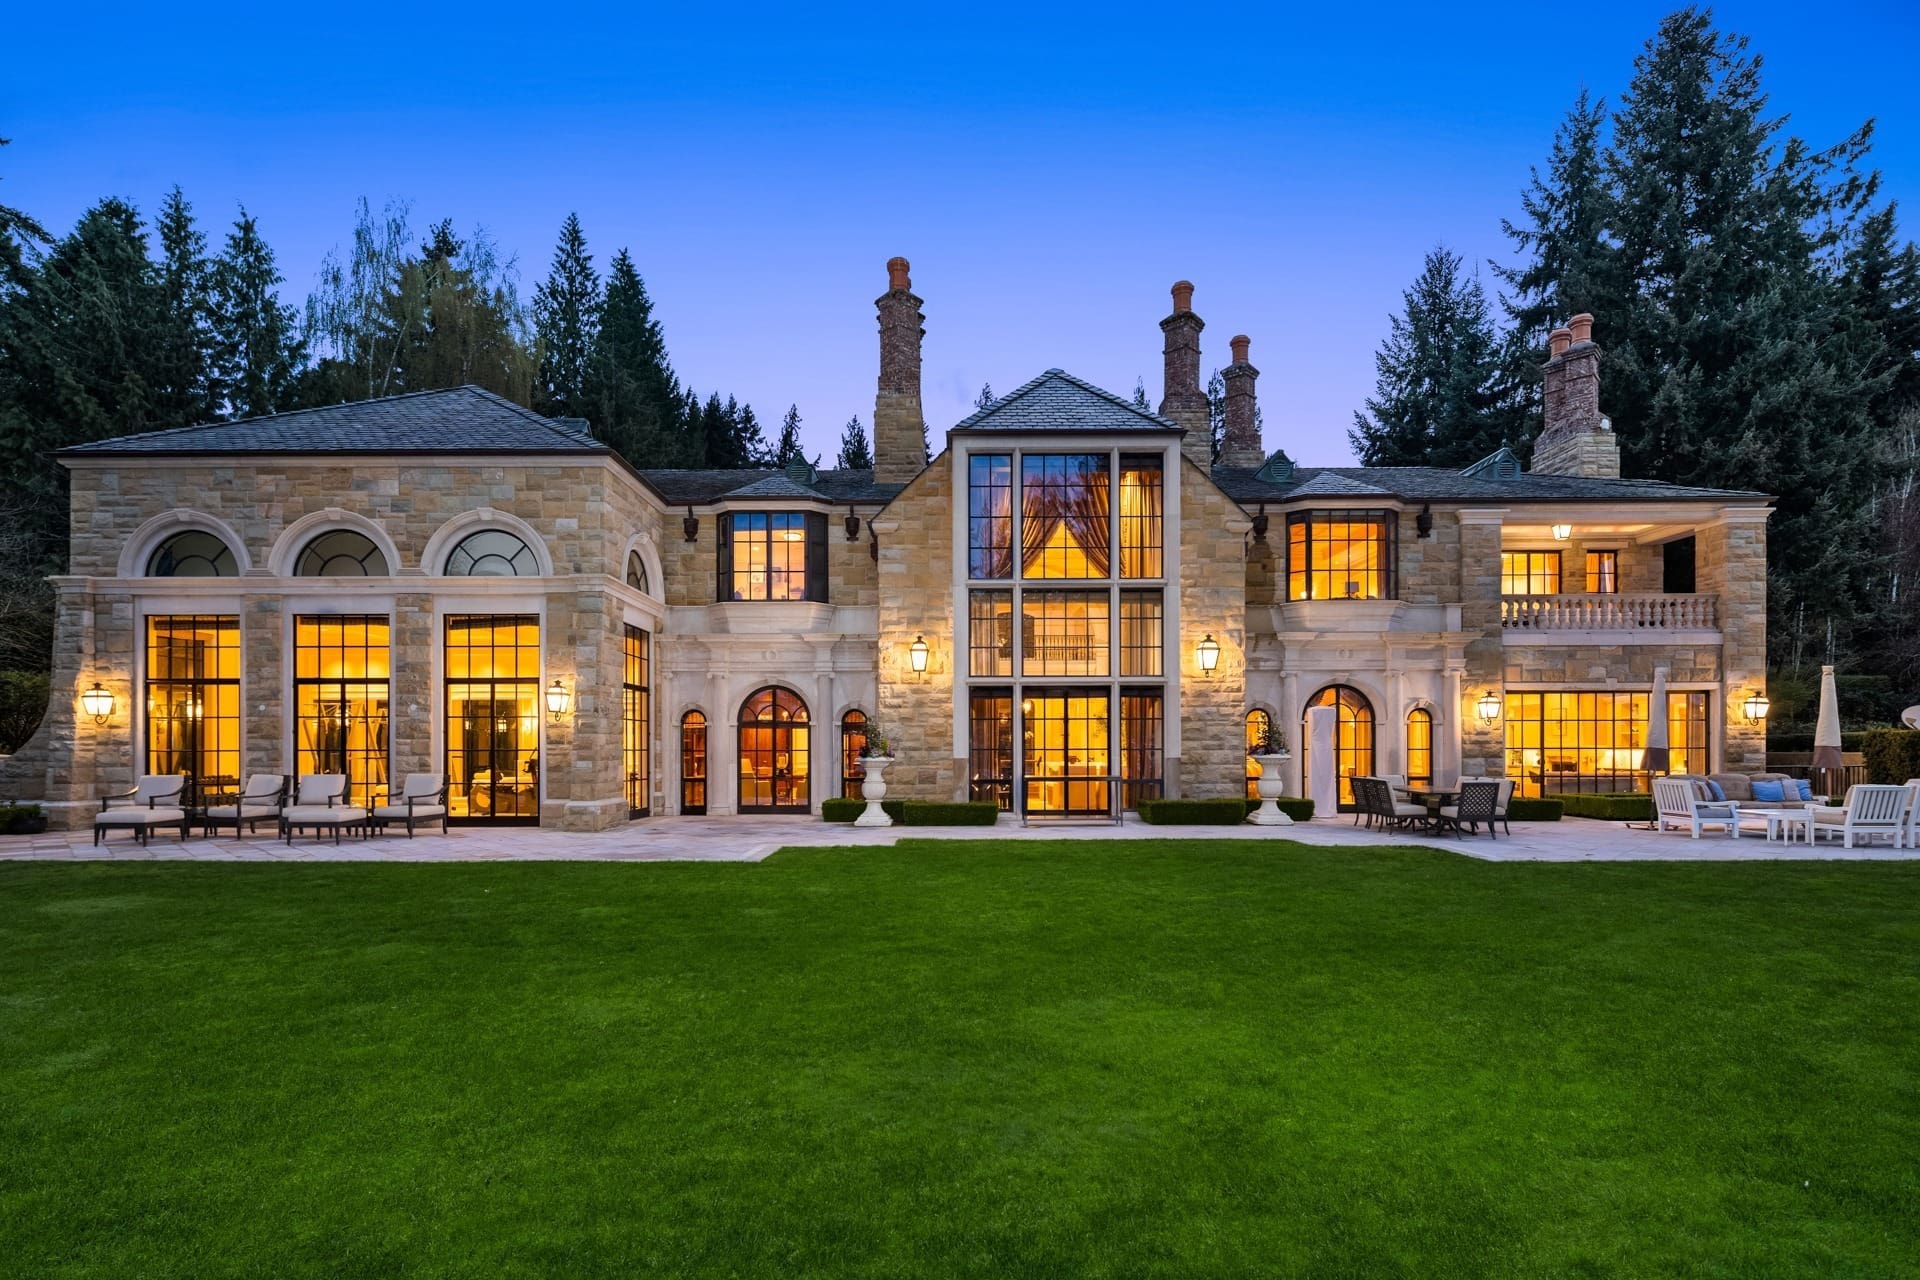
[738,687,810,813]
[1022,690,1111,816]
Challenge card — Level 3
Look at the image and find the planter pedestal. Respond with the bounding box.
[1247,753,1295,826]
[854,757,895,827]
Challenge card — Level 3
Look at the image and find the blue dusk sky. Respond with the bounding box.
[6,2,1917,465]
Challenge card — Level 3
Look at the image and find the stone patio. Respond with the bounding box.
[1,813,1912,863]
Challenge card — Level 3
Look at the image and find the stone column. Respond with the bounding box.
[1457,510,1506,778]
[1697,509,1770,772]
[244,593,285,781]
[391,592,436,779]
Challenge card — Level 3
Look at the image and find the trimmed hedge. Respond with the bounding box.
[1505,798,1563,822]
[1767,731,1868,754]
[1861,729,1920,785]
[820,798,999,826]
[1136,797,1315,824]
[1559,792,1652,821]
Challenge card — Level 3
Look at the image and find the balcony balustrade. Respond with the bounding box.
[1501,592,1719,634]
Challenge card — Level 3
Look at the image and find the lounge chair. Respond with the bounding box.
[1653,777,1738,839]
[93,775,189,846]
[201,774,287,838]
[1811,784,1910,850]
[280,775,368,845]
[372,774,449,837]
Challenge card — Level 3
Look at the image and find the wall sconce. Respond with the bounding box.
[845,506,862,541]
[1551,523,1572,541]
[908,635,930,676]
[1416,503,1433,539]
[81,681,115,725]
[1250,503,1269,541]
[545,679,572,723]
[1742,689,1770,724]
[1196,634,1220,676]
[1476,690,1501,725]
[682,507,699,542]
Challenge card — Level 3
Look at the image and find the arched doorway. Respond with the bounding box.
[680,711,707,815]
[1303,685,1374,810]
[738,687,810,813]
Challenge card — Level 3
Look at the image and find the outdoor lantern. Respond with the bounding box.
[545,679,572,722]
[1551,523,1573,541]
[80,682,115,725]
[908,635,930,675]
[1477,690,1502,725]
[1196,634,1221,676]
[1743,689,1771,724]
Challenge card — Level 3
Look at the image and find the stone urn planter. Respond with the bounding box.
[854,756,895,827]
[1246,752,1294,826]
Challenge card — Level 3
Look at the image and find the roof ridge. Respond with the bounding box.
[949,367,1182,433]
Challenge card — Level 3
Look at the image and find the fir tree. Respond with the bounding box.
[773,404,805,466]
[1130,378,1150,412]
[209,207,304,420]
[153,187,216,426]
[582,248,689,466]
[734,400,771,466]
[533,213,600,418]
[0,136,49,292]
[1350,247,1520,467]
[974,382,993,410]
[1496,89,1612,346]
[1205,370,1226,461]
[835,415,873,469]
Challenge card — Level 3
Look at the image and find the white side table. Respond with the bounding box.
[1753,806,1815,846]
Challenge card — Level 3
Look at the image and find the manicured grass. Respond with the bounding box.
[2,843,1916,1278]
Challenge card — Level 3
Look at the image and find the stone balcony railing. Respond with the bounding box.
[1501,592,1719,634]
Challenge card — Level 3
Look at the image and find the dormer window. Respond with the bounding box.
[717,512,827,602]
[1286,510,1396,601]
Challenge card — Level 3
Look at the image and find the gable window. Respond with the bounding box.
[718,512,827,602]
[147,530,236,578]
[446,530,538,577]
[1021,454,1110,579]
[1500,550,1561,595]
[1584,550,1619,594]
[1286,511,1395,601]
[297,531,390,577]
[968,454,1014,579]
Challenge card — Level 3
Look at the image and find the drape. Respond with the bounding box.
[1119,465,1162,578]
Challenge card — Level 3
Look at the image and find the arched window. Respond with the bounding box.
[1245,708,1272,800]
[146,530,236,577]
[445,530,538,577]
[841,709,869,801]
[296,530,390,577]
[738,687,810,813]
[1303,685,1375,810]
[680,711,707,815]
[626,550,650,594]
[1406,707,1433,789]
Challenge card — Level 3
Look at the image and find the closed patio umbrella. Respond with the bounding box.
[1642,665,1671,776]
[1812,664,1844,773]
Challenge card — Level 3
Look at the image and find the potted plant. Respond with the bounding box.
[1246,724,1295,826]
[855,728,896,828]
[1,802,47,835]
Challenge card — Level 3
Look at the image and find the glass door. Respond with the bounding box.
[295,616,391,807]
[737,687,810,813]
[680,711,708,815]
[446,616,541,824]
[1022,689,1111,816]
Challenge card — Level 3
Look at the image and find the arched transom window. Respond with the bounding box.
[146,530,237,578]
[626,550,650,594]
[296,530,390,577]
[445,530,538,577]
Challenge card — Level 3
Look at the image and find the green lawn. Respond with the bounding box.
[2,842,1916,1279]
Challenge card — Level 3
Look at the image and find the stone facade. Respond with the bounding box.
[1175,459,1253,796]
[872,456,958,800]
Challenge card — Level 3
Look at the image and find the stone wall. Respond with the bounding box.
[1457,513,1506,777]
[1176,461,1252,798]
[1697,515,1769,771]
[873,455,958,800]
[1503,645,1721,685]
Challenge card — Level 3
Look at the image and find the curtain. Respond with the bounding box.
[1119,464,1162,578]
[1063,466,1111,577]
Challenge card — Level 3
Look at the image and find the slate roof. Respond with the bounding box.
[639,467,904,505]
[1210,463,1769,505]
[950,368,1183,435]
[60,386,606,457]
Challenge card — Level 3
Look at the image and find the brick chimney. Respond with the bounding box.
[873,256,929,486]
[1159,281,1212,468]
[1530,312,1620,478]
[1219,333,1262,468]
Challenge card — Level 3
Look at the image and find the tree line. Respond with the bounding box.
[1350,8,1920,685]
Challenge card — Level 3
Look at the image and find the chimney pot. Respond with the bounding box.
[1548,327,1572,358]
[1568,312,1594,345]
[1171,280,1194,314]
[1230,334,1251,364]
[886,256,911,291]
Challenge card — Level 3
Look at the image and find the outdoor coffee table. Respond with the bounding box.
[1743,805,1815,846]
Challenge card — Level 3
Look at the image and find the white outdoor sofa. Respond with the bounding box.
[1653,777,1740,839]
[1811,784,1913,849]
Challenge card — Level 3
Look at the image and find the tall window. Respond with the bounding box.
[1021,454,1110,579]
[1302,685,1374,808]
[623,626,650,818]
[295,617,391,807]
[1585,550,1619,593]
[1021,591,1109,677]
[146,531,235,577]
[1500,551,1561,595]
[1117,455,1163,578]
[1120,689,1163,809]
[1287,511,1395,601]
[297,531,389,577]
[719,512,827,602]
[1246,708,1272,800]
[969,690,1014,810]
[1023,690,1111,816]
[969,590,1013,676]
[1504,691,1712,798]
[738,687,810,812]
[445,616,541,823]
[446,530,538,577]
[841,710,868,801]
[1406,707,1433,789]
[968,454,1014,579]
[1119,591,1162,676]
[144,616,240,798]
[680,711,707,815]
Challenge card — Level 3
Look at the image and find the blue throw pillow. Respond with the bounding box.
[1704,780,1727,801]
[1751,779,1785,802]
[1795,778,1815,801]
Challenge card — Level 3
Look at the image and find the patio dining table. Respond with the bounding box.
[1407,787,1460,835]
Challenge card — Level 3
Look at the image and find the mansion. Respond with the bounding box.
[0,260,1771,829]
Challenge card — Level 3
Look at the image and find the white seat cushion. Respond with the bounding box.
[1391,803,1427,818]
[97,807,187,825]
[283,805,368,824]
[373,803,446,820]
[204,804,279,820]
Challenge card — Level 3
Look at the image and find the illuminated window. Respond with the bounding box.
[296,531,389,577]
[738,686,810,813]
[1022,689,1111,816]
[624,626,650,818]
[968,454,1014,579]
[1503,690,1711,798]
[1021,454,1110,579]
[969,590,1013,676]
[719,512,826,602]
[1406,707,1433,789]
[1302,684,1374,808]
[446,530,538,577]
[1120,689,1163,809]
[1118,455,1163,578]
[969,690,1014,810]
[1500,551,1561,595]
[146,530,236,577]
[444,616,541,823]
[1286,511,1395,601]
[144,615,240,798]
[1246,708,1272,800]
[1020,591,1109,677]
[1585,550,1619,594]
[295,616,391,807]
[1119,591,1162,676]
[680,711,707,814]
[841,710,868,801]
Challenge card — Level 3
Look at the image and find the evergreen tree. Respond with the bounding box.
[533,213,600,418]
[734,400,771,466]
[153,187,216,426]
[835,415,873,469]
[699,392,745,469]
[773,404,805,466]
[974,382,993,410]
[1205,369,1226,461]
[0,136,48,293]
[1131,378,1150,412]
[209,207,304,420]
[582,248,690,466]
[1496,89,1612,347]
[1350,247,1520,467]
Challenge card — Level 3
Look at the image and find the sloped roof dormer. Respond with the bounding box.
[948,369,1183,436]
[1460,446,1524,481]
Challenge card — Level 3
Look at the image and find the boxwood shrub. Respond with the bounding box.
[1861,729,1920,785]
[1559,792,1652,821]
[1136,797,1315,824]
[820,798,998,826]
[1504,797,1563,822]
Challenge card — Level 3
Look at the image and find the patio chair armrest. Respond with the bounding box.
[144,785,185,808]
[99,788,139,811]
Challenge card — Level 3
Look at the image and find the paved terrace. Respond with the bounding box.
[1,814,1913,863]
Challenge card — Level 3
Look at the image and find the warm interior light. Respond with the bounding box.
[1743,690,1770,724]
[1477,690,1502,725]
[545,679,571,722]
[1196,634,1220,675]
[81,682,115,725]
[1551,523,1573,541]
[908,636,930,675]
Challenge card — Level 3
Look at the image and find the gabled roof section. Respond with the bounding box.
[1460,446,1523,480]
[1212,462,1771,505]
[641,467,903,506]
[949,368,1182,435]
[721,474,823,500]
[1286,470,1391,498]
[60,386,606,457]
